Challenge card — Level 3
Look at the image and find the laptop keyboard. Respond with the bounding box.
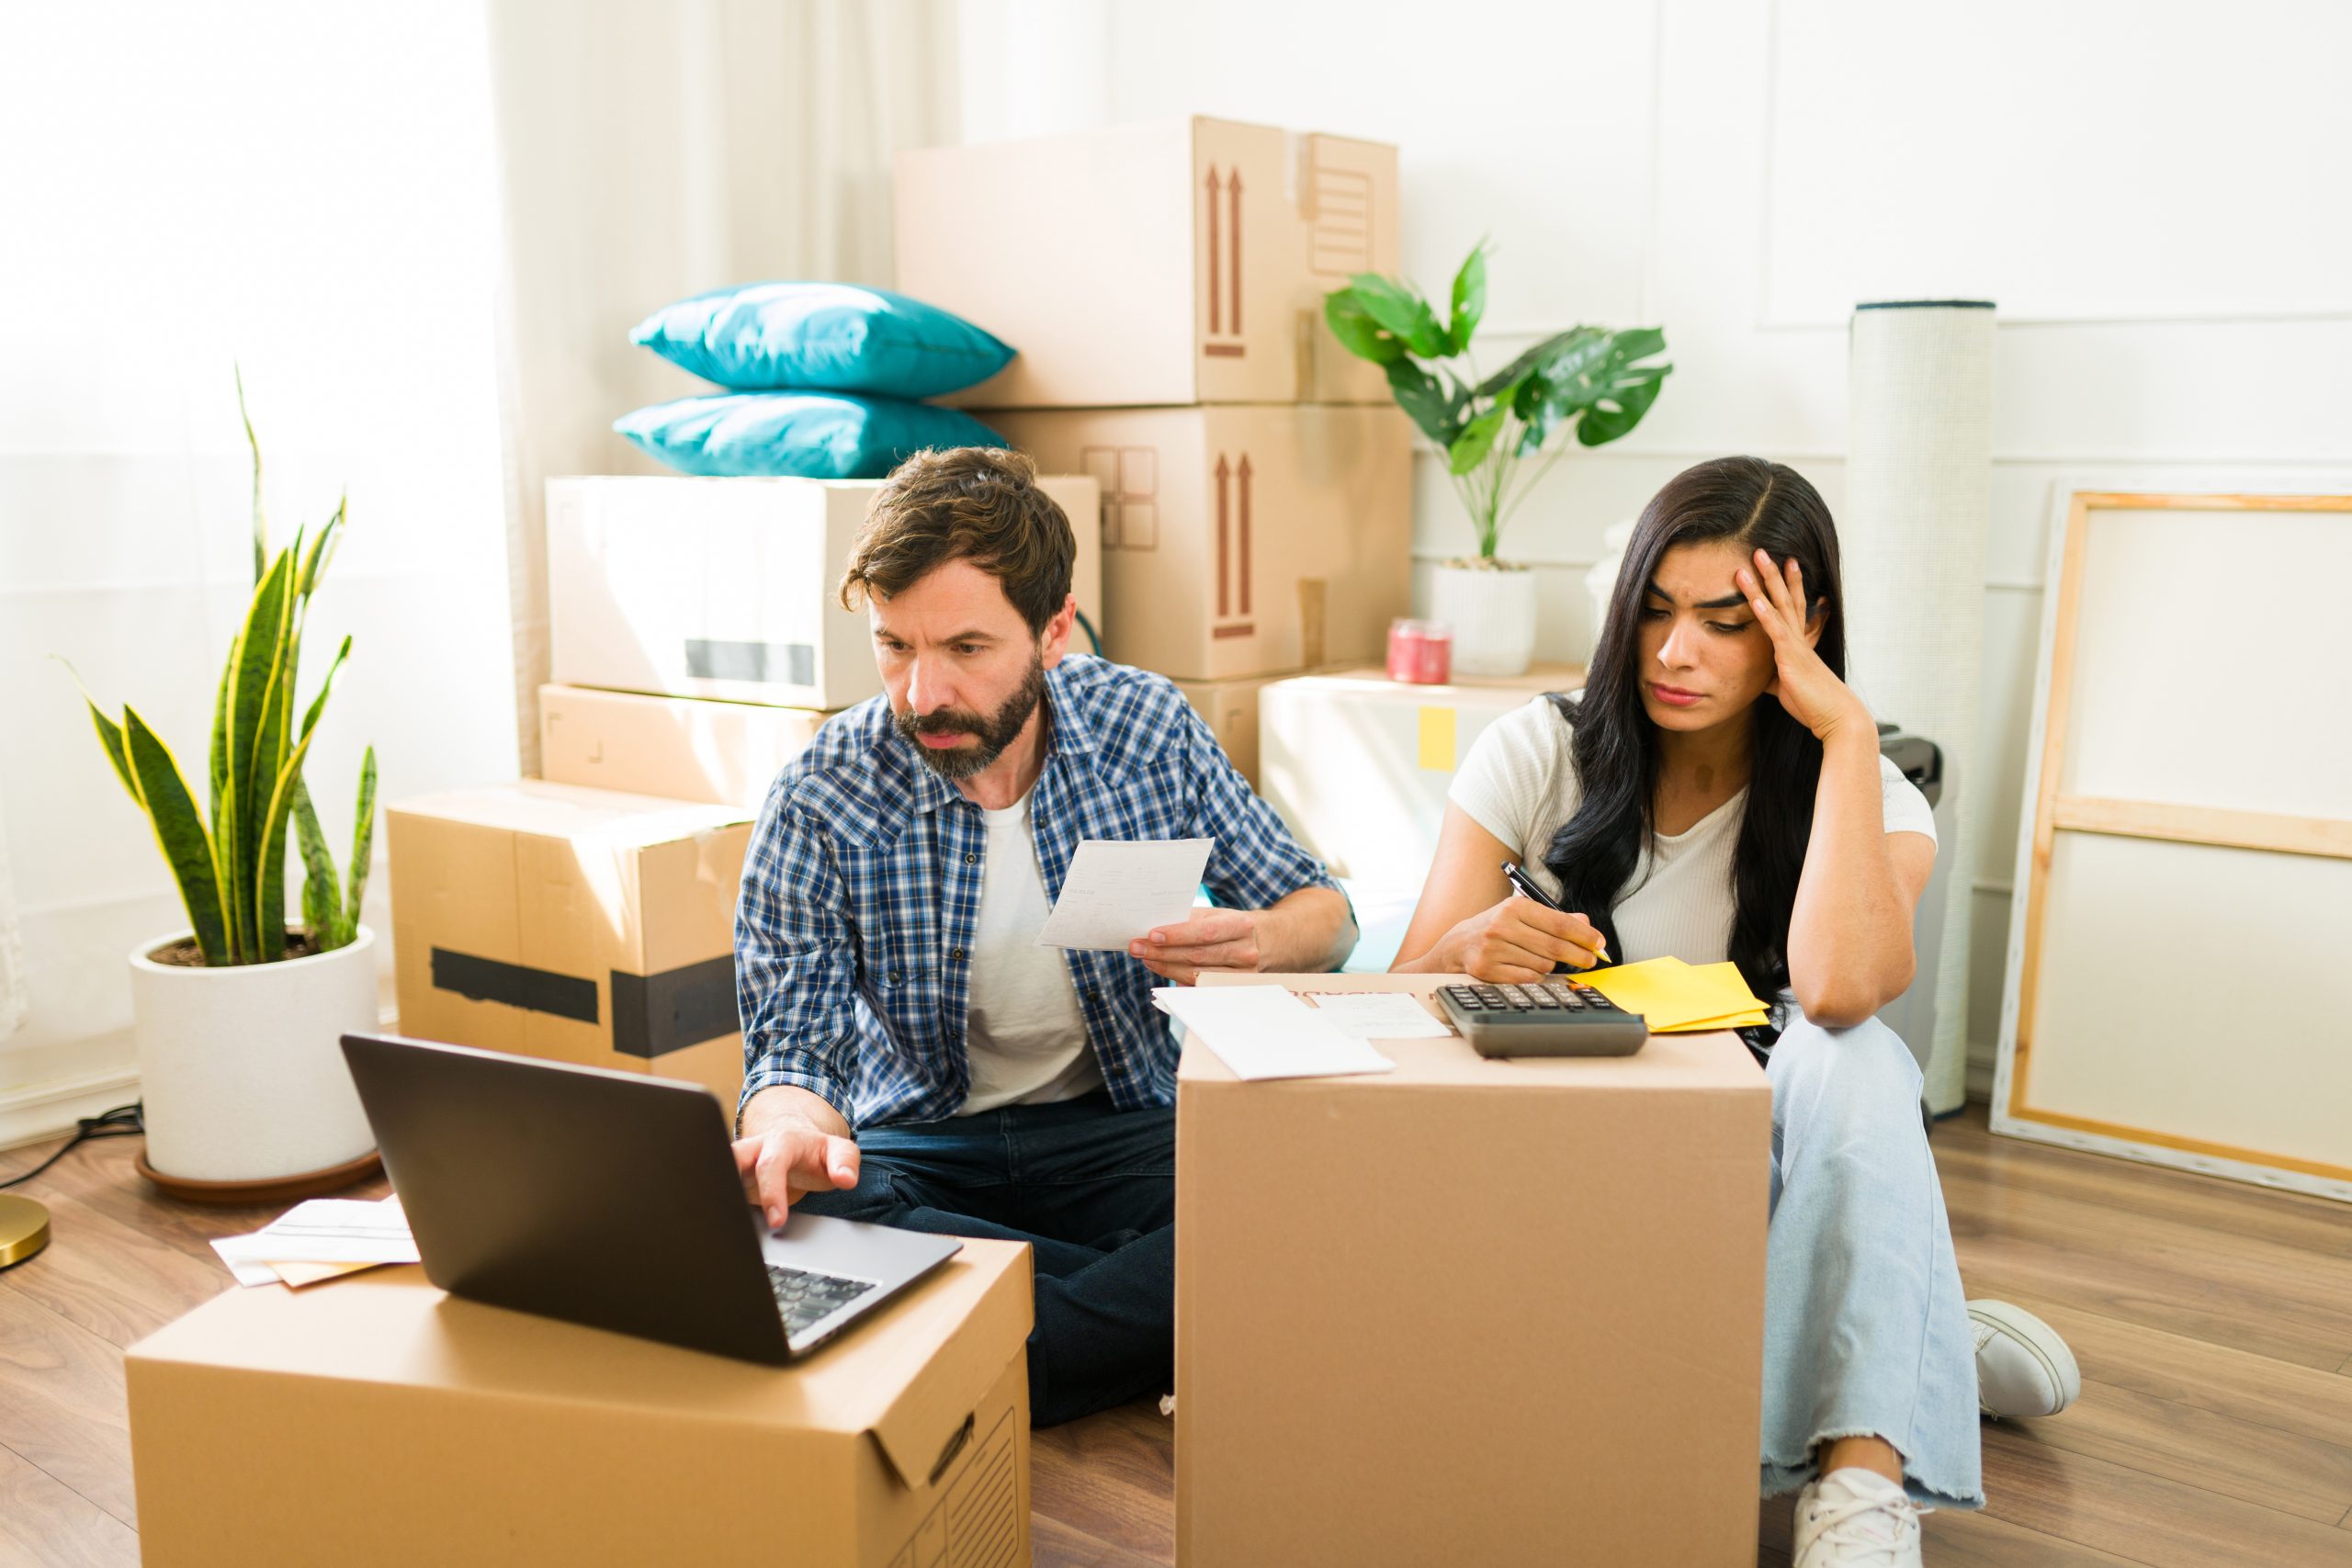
[766,1264,877,1337]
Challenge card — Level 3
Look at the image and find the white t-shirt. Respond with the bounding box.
[1448,697,1937,967]
[956,790,1104,1115]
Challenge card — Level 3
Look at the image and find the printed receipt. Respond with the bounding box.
[1037,838,1215,952]
[1151,986,1396,1080]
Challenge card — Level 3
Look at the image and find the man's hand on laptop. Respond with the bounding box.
[733,1086,861,1229]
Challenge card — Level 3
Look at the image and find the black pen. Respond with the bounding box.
[1501,863,1611,969]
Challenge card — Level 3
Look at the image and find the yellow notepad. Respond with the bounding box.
[1576,956,1767,1033]
[1652,1009,1770,1033]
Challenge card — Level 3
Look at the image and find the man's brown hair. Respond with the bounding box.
[839,447,1076,637]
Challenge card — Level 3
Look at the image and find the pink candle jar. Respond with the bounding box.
[1386,618,1453,684]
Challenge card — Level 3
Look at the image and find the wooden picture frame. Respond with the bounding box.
[1992,484,2352,1201]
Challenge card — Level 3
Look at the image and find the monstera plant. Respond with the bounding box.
[62,376,385,1194]
[1326,243,1671,673]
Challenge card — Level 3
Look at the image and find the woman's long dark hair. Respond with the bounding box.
[1541,456,1846,1003]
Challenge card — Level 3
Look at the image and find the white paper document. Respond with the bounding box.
[210,1195,417,1286]
[1306,991,1455,1040]
[1037,838,1214,951]
[1153,986,1396,1081]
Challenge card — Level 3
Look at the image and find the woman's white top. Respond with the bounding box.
[1448,697,1938,966]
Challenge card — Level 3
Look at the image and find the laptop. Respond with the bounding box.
[340,1032,960,1364]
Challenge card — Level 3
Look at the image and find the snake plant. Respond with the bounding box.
[64,377,376,965]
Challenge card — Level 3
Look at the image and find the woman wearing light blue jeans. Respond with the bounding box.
[1396,457,1987,1565]
[1756,996,1980,1508]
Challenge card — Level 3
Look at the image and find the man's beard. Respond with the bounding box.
[893,654,1047,782]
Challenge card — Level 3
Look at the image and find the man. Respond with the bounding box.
[731,446,1355,1425]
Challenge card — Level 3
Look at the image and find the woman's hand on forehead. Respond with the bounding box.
[1736,547,1868,741]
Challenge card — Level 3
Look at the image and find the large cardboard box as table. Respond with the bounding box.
[1176,972,1770,1567]
[988,405,1410,682]
[539,682,837,809]
[1259,663,1586,894]
[548,472,1102,711]
[127,1239,1034,1568]
[388,782,753,1107]
[897,117,1398,409]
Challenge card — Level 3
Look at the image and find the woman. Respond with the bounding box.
[1394,457,2030,1566]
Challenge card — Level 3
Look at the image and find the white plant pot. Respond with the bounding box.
[130,925,380,1182]
[1430,562,1541,677]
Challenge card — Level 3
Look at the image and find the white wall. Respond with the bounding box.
[968,0,2352,1094]
[0,3,520,1141]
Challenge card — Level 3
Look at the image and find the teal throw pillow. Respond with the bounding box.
[630,282,1014,398]
[614,392,1009,480]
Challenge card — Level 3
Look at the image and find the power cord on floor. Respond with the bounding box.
[0,1101,144,1189]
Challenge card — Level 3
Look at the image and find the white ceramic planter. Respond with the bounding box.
[130,926,380,1182]
[1430,562,1540,676]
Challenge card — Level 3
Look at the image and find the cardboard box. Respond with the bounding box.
[988,405,1410,682]
[1176,972,1770,1567]
[540,683,835,809]
[548,472,1102,711]
[1258,663,1587,895]
[1174,672,1285,789]
[127,1240,1034,1568]
[897,117,1398,409]
[388,782,753,1107]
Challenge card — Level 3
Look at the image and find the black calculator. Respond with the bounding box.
[1437,980,1647,1057]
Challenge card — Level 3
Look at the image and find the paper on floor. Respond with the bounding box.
[1154,986,1396,1080]
[1303,990,1454,1039]
[1037,838,1214,951]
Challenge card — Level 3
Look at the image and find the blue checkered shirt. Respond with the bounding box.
[734,655,1344,1129]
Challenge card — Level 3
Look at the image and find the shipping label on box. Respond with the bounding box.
[990,406,1409,682]
[548,473,1102,711]
[1258,664,1586,892]
[1175,973,1770,1568]
[539,683,835,809]
[898,117,1398,409]
[127,1242,1035,1568]
[388,782,754,1107]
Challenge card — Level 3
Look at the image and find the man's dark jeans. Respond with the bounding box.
[794,1091,1174,1427]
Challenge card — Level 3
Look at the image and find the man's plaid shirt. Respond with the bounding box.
[734,655,1344,1129]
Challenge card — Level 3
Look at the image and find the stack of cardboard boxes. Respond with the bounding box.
[385,473,1102,1111]
[897,117,1414,784]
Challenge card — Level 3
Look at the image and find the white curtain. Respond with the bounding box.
[0,790,26,1040]
[484,0,963,774]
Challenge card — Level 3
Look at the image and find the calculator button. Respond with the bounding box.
[1528,990,1561,1010]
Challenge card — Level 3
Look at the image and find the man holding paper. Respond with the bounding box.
[731,447,1354,1425]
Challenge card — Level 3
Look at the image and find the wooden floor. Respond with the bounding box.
[3,1104,2347,1566]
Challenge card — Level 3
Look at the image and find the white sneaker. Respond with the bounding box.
[1970,1299,2080,1418]
[1793,1468,1923,1567]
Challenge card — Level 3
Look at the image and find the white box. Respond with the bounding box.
[1259,664,1585,897]
[548,474,1103,711]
